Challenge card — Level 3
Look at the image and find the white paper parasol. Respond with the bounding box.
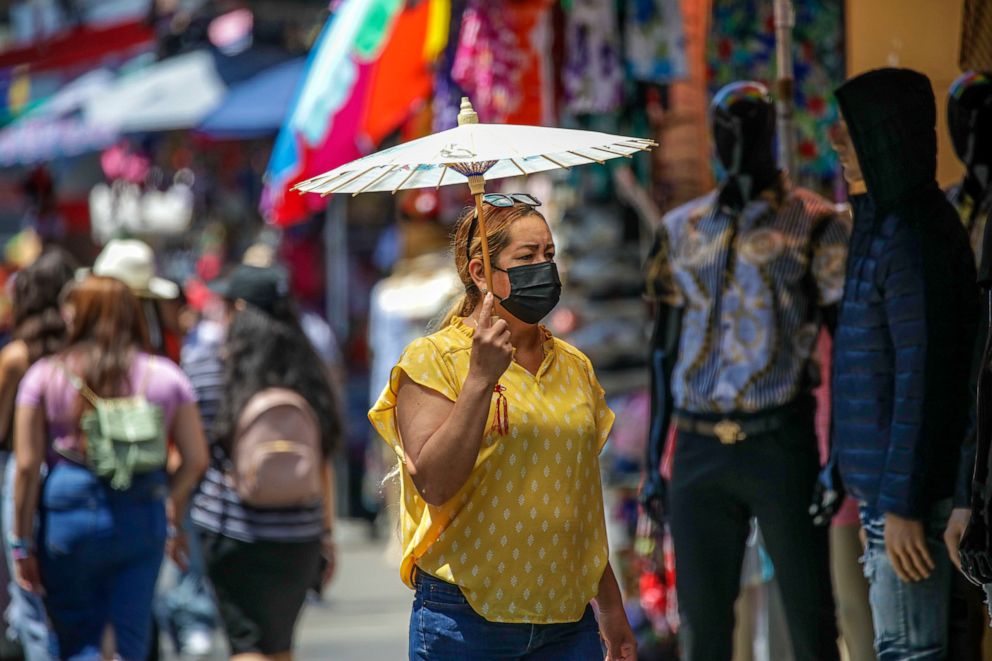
[294,98,656,292]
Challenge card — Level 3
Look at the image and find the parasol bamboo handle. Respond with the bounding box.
[474,192,495,295]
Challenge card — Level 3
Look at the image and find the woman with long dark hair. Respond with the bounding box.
[0,249,75,661]
[11,275,208,660]
[190,265,340,661]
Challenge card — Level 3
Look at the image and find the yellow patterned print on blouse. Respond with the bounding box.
[368,317,615,624]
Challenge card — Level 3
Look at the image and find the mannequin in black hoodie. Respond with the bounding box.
[955,72,992,620]
[832,68,979,659]
[941,69,992,661]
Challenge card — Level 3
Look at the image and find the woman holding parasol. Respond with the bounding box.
[370,196,637,660]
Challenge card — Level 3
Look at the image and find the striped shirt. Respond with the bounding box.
[646,186,850,414]
[185,320,324,543]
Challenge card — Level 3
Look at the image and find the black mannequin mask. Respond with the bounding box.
[711,81,779,212]
[948,71,992,202]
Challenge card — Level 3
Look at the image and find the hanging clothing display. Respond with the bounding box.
[707,0,844,184]
[562,0,623,115]
[624,0,688,84]
[451,0,555,125]
[432,0,469,132]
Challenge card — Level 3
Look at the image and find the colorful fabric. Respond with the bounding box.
[646,186,850,413]
[624,0,688,83]
[262,0,444,226]
[706,0,844,184]
[431,0,469,132]
[369,317,614,624]
[562,0,623,114]
[451,0,554,125]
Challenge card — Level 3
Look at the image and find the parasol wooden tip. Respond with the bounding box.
[466,174,487,196]
[457,98,479,126]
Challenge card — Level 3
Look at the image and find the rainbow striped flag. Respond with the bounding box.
[262,0,448,226]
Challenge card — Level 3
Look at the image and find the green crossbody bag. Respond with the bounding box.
[56,358,167,490]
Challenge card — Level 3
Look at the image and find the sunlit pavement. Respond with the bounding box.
[163,518,411,661]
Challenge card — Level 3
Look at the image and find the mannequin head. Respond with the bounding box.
[710,81,778,211]
[948,71,992,197]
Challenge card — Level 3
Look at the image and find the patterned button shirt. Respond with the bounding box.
[646,186,850,414]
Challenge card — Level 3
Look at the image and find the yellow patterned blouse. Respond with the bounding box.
[369,317,614,624]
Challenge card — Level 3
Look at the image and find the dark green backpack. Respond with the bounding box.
[56,359,167,490]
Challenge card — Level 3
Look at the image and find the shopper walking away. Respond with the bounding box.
[190,265,340,661]
[10,276,208,661]
[0,249,75,661]
[370,198,637,660]
[832,67,980,660]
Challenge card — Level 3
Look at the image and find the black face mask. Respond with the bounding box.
[494,262,561,324]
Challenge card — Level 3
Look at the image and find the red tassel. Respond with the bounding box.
[490,384,509,435]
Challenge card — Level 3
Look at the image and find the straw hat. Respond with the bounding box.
[82,239,179,299]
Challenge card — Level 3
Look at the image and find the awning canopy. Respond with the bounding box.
[198,57,305,138]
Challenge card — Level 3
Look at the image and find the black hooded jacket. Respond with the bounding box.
[832,68,979,519]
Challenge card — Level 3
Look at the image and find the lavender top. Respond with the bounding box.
[17,352,196,459]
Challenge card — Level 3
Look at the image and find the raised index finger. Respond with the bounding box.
[479,293,494,329]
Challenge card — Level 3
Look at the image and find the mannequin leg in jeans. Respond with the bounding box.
[860,501,953,660]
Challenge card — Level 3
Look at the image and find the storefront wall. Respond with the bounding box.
[846,0,966,187]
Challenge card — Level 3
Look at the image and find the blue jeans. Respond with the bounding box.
[860,500,952,660]
[2,455,54,661]
[409,571,603,660]
[154,510,218,653]
[37,462,167,661]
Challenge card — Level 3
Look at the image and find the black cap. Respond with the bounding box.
[209,265,289,313]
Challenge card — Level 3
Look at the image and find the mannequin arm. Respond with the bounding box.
[640,301,683,525]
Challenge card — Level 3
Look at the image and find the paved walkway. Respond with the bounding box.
[162,519,410,660]
[296,520,410,660]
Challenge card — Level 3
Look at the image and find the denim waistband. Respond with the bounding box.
[44,461,167,508]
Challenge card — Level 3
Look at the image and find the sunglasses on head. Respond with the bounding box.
[465,194,543,262]
[482,193,541,208]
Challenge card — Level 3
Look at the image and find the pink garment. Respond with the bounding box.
[452,1,526,123]
[813,329,861,527]
[813,330,831,465]
[17,352,196,460]
[451,0,554,125]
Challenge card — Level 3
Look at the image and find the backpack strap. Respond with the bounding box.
[137,355,155,397]
[56,355,154,404]
[53,359,102,408]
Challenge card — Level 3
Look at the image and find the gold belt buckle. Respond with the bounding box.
[713,419,746,445]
